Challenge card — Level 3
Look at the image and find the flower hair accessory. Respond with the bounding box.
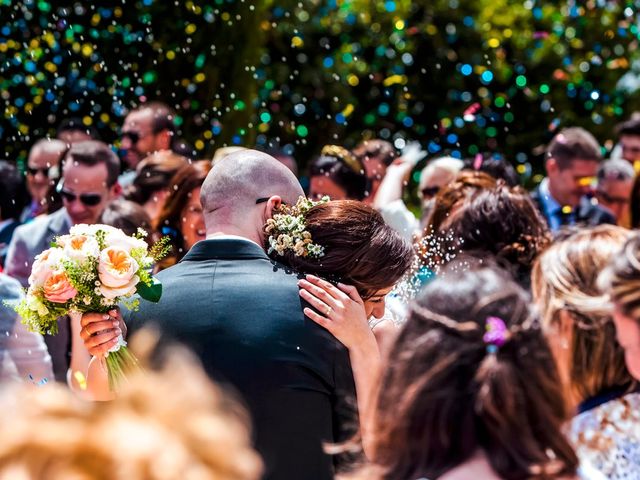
[483,316,509,354]
[265,196,329,259]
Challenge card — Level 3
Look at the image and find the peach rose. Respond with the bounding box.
[98,246,140,299]
[29,248,64,287]
[42,270,78,303]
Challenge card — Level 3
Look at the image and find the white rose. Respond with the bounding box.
[104,231,148,254]
[63,234,100,262]
[70,224,123,237]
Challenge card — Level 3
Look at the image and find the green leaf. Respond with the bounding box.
[136,277,163,303]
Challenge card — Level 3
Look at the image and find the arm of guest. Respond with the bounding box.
[8,316,54,383]
[372,159,414,210]
[77,310,124,401]
[298,275,381,457]
[4,229,32,287]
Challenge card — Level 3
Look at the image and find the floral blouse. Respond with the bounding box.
[569,392,640,480]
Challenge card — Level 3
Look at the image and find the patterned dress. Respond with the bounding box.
[569,392,640,479]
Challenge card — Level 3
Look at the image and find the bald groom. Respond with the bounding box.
[81,150,357,480]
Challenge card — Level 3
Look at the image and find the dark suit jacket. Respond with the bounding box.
[126,239,357,480]
[530,186,616,231]
[5,208,72,382]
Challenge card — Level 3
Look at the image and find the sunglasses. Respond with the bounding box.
[27,166,53,176]
[421,186,440,198]
[56,182,103,206]
[596,190,628,205]
[122,131,142,145]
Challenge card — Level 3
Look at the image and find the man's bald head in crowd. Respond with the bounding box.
[200,149,303,239]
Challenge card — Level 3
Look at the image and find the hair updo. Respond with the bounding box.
[309,146,369,200]
[267,200,414,299]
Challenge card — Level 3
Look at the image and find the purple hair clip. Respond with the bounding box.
[483,316,509,354]
[473,153,484,170]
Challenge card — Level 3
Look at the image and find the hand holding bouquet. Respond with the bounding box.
[14,224,169,389]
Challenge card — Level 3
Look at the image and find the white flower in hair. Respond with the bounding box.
[265,196,329,259]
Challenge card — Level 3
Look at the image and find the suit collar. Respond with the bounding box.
[48,208,72,234]
[577,196,596,219]
[181,238,270,261]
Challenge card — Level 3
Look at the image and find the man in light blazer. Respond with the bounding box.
[5,140,121,381]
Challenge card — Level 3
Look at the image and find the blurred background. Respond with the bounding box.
[2,0,640,183]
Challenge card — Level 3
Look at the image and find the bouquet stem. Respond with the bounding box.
[105,342,140,391]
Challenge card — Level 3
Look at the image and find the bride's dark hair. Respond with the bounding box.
[268,200,414,299]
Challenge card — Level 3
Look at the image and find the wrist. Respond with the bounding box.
[349,334,380,361]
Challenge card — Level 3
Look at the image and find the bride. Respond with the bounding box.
[264,197,414,450]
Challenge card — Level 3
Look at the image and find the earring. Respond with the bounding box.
[560,338,569,350]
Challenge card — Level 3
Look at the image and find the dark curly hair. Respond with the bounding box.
[421,176,550,288]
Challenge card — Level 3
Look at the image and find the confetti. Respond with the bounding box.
[74,370,87,390]
[0,0,637,185]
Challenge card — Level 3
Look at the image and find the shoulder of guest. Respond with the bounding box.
[0,274,23,300]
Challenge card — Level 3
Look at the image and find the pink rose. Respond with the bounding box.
[29,248,63,287]
[42,271,77,303]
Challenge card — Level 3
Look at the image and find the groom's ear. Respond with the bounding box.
[264,196,283,219]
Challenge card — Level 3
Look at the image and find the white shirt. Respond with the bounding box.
[206,234,263,249]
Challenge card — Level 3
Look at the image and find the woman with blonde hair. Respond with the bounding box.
[532,225,639,479]
[0,331,262,480]
[601,232,640,380]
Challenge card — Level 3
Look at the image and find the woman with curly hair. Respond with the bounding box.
[419,171,551,289]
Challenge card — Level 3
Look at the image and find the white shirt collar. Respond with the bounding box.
[205,234,263,249]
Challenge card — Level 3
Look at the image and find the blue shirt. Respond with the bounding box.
[538,178,575,232]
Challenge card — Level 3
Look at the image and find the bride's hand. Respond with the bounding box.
[298,274,376,351]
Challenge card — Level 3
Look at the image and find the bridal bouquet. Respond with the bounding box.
[13,224,170,389]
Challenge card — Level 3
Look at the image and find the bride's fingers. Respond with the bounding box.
[303,308,331,330]
[298,279,339,307]
[304,275,348,302]
[337,282,364,304]
[299,288,333,316]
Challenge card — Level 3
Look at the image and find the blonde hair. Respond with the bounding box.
[0,330,262,480]
[532,225,634,403]
[601,232,640,321]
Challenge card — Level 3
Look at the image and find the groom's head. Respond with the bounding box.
[201,149,304,243]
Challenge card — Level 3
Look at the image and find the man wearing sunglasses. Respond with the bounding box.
[6,140,121,382]
[595,159,635,227]
[120,101,175,173]
[531,127,615,233]
[373,155,463,242]
[21,138,67,222]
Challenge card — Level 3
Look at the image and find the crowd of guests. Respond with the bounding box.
[0,102,639,480]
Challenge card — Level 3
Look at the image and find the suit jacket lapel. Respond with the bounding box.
[45,209,71,246]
